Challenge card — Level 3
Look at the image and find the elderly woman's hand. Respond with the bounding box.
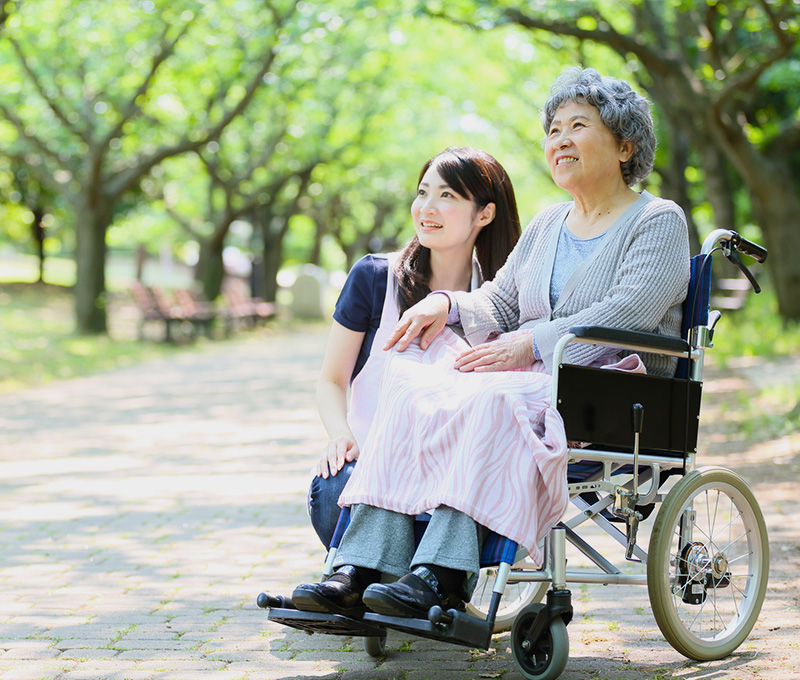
[384,293,450,351]
[454,332,535,372]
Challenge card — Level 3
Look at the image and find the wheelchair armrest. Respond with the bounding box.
[569,325,690,356]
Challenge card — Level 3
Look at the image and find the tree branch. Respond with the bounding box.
[7,36,91,143]
[99,18,194,149]
[164,202,204,240]
[0,0,18,31]
[0,101,69,173]
[106,3,297,201]
[714,32,796,109]
[497,7,676,79]
[5,151,64,195]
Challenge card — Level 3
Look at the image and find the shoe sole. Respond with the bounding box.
[291,589,366,618]
[362,589,428,619]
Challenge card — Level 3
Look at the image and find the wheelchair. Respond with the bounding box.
[258,228,770,679]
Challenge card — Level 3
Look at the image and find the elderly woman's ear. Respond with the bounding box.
[618,140,635,164]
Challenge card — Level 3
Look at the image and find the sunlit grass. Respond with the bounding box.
[710,284,800,365]
[0,280,323,392]
[0,282,185,391]
[0,253,77,287]
[707,284,800,441]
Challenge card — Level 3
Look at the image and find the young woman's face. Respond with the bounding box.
[544,100,632,193]
[411,165,491,254]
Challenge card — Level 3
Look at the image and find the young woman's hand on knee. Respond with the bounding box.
[316,437,360,479]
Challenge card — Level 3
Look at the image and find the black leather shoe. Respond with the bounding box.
[362,566,465,618]
[292,565,371,617]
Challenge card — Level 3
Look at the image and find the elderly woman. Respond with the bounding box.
[291,68,690,620]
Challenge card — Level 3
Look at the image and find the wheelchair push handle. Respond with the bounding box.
[730,231,768,264]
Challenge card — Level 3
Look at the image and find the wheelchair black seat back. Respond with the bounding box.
[258,228,770,680]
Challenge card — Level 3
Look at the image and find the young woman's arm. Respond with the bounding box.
[315,320,365,479]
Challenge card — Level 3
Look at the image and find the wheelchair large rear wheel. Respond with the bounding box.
[466,559,548,632]
[647,467,769,660]
[511,603,569,680]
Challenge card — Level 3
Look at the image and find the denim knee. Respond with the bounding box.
[307,460,356,548]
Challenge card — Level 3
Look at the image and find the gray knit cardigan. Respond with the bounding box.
[453,191,690,377]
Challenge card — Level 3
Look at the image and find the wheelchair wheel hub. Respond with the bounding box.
[676,542,710,605]
[675,540,734,605]
[711,552,729,580]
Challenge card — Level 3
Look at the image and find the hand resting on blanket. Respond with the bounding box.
[453,331,535,372]
[384,292,450,352]
[385,295,535,372]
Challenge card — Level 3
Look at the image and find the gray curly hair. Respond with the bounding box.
[541,68,656,187]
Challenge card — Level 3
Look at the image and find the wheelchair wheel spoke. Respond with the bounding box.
[648,468,769,660]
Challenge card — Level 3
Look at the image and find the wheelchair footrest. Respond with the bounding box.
[363,609,492,650]
[267,608,386,638]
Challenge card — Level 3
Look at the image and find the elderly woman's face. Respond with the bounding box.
[544,100,633,194]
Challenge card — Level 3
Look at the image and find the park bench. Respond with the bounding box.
[174,288,216,338]
[131,280,188,342]
[131,281,213,342]
[710,275,751,311]
[221,278,275,332]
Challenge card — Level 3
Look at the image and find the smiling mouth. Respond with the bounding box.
[556,156,578,166]
[420,221,443,228]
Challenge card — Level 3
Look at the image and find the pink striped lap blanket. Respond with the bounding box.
[338,328,569,565]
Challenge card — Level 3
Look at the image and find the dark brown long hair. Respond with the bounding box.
[395,147,521,314]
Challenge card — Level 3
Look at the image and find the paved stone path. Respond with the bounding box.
[1,326,798,679]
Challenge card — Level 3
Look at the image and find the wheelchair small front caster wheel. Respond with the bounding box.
[511,604,569,680]
[363,635,386,657]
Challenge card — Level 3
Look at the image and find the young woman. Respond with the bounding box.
[307,147,521,547]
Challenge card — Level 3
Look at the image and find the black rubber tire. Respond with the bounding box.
[363,635,386,657]
[510,603,569,680]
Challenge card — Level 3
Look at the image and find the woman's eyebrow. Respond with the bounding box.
[551,113,592,126]
[419,181,453,190]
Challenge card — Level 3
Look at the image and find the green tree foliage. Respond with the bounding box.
[0,0,302,333]
[427,0,800,321]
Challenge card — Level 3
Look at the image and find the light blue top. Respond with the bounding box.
[549,221,607,309]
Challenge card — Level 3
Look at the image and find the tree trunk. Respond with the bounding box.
[656,121,701,255]
[74,200,110,334]
[309,219,325,266]
[748,181,800,320]
[697,145,736,236]
[706,117,800,320]
[261,235,282,303]
[31,207,45,283]
[196,236,226,302]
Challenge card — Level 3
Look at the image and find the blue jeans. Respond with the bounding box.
[307,461,432,548]
[307,460,356,548]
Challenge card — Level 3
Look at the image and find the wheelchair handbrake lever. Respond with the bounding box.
[726,247,762,294]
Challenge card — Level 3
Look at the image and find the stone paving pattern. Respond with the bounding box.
[1,326,798,679]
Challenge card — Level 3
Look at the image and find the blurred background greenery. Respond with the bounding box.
[1,0,799,394]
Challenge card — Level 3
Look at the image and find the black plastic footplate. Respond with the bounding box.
[363,608,493,649]
[267,608,387,638]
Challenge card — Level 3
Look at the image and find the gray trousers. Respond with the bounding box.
[332,504,484,580]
